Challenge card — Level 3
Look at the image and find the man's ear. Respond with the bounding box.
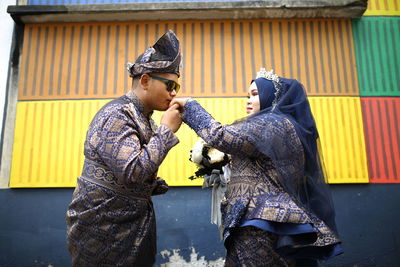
[140,74,151,91]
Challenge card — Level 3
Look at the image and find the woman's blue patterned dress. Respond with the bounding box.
[183,100,342,266]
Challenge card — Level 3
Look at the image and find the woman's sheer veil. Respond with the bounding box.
[245,68,338,234]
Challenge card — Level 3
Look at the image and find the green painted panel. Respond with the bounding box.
[352,17,400,96]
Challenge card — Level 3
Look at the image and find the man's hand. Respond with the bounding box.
[151,177,169,196]
[160,103,182,133]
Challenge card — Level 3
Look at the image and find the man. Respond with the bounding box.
[66,30,182,266]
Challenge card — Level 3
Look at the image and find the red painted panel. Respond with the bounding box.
[361,97,400,182]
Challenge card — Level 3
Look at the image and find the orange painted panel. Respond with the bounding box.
[18,19,359,101]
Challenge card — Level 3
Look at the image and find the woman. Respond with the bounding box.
[172,68,343,266]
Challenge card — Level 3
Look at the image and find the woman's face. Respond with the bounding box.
[246,82,260,115]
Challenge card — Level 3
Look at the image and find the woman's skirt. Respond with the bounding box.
[224,226,320,267]
[224,226,296,267]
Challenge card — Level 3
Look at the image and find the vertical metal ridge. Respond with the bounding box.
[230,22,237,94]
[210,22,215,94]
[20,26,33,98]
[56,26,67,96]
[383,99,398,179]
[309,21,318,92]
[239,21,248,93]
[316,21,326,93]
[31,27,42,97]
[123,24,129,92]
[294,21,301,84]
[338,20,349,93]
[278,22,285,77]
[302,21,311,90]
[181,23,187,94]
[286,21,293,79]
[361,99,377,179]
[84,25,92,96]
[65,26,75,96]
[331,20,343,94]
[248,22,255,78]
[48,26,58,96]
[220,22,226,93]
[93,25,101,95]
[102,25,111,95]
[75,25,84,95]
[345,19,358,94]
[200,22,205,94]
[113,25,120,95]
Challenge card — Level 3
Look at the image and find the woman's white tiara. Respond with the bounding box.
[255,68,283,109]
[256,68,280,84]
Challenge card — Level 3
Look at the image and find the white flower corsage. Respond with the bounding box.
[189,138,231,180]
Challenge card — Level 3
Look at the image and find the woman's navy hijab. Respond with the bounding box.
[250,74,338,235]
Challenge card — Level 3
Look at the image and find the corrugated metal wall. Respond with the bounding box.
[352,17,400,96]
[8,0,400,187]
[19,20,358,100]
[361,98,400,183]
[10,97,371,187]
[354,1,400,183]
[309,97,369,183]
[364,0,400,16]
[10,98,246,187]
[11,19,367,187]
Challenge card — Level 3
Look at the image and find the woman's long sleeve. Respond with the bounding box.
[182,100,260,157]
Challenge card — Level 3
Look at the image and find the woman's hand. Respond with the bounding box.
[160,103,182,133]
[169,98,191,112]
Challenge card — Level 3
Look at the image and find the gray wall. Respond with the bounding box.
[0,185,399,266]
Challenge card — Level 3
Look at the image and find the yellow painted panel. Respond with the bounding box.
[10,100,110,187]
[364,0,400,16]
[309,97,369,183]
[9,98,247,187]
[10,97,368,187]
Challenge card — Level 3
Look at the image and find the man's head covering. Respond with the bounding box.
[127,30,181,78]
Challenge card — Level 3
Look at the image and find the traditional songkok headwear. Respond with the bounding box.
[126,30,181,77]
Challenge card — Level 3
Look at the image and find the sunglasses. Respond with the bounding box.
[148,74,180,93]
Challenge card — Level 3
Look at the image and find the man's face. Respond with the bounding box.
[147,73,179,111]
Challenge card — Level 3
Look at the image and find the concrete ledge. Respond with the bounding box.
[8,1,368,24]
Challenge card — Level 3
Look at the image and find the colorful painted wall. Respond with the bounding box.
[10,18,374,187]
[7,7,400,187]
[0,0,399,266]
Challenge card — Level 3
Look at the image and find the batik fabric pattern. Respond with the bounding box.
[127,30,181,77]
[182,100,342,263]
[225,226,296,267]
[66,90,179,267]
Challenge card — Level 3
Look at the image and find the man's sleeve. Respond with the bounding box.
[97,112,179,184]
